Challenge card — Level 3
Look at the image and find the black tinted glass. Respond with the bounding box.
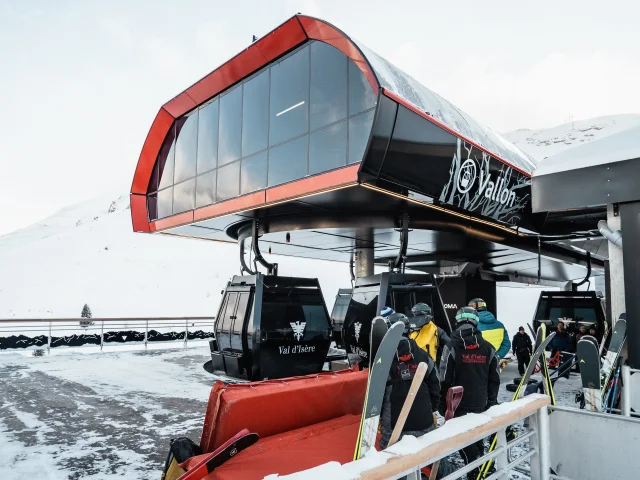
[348,109,375,164]
[242,70,269,157]
[217,161,240,201]
[174,112,198,183]
[349,61,376,116]
[310,42,347,130]
[269,46,309,146]
[147,193,158,220]
[268,136,308,187]
[241,151,267,194]
[173,178,195,214]
[219,87,242,165]
[197,100,219,173]
[158,139,175,190]
[261,291,330,337]
[196,170,216,208]
[309,121,347,175]
[157,187,173,218]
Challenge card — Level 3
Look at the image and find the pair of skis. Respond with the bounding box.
[577,315,627,412]
[477,325,556,479]
[353,317,404,459]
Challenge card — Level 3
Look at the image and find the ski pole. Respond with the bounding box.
[610,366,621,414]
[388,362,428,447]
[429,386,463,480]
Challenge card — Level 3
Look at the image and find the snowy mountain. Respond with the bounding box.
[0,194,353,319]
[504,114,640,161]
[0,193,546,336]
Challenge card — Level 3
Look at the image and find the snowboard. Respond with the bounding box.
[601,316,627,392]
[577,336,601,412]
[354,320,404,460]
[178,431,259,480]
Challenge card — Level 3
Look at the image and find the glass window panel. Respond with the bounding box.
[174,112,199,183]
[310,42,347,130]
[157,187,173,218]
[217,161,240,201]
[219,87,242,166]
[173,178,195,214]
[348,109,375,164]
[197,100,219,173]
[309,121,347,175]
[196,170,216,208]
[242,70,269,157]
[158,134,176,190]
[269,46,309,146]
[268,136,308,187]
[349,61,377,116]
[241,151,267,194]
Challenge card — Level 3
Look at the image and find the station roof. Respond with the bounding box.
[129,15,600,284]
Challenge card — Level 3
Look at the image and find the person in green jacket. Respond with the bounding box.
[468,298,511,359]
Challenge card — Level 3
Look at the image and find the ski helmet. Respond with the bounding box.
[455,306,479,327]
[468,298,487,312]
[387,312,408,328]
[380,306,395,318]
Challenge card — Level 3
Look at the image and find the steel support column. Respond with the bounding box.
[355,228,375,278]
[608,204,626,324]
[620,202,640,367]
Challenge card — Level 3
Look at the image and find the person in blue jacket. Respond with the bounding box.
[468,298,511,359]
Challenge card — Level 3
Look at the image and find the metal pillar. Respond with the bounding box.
[608,204,626,324]
[620,202,640,367]
[355,228,374,278]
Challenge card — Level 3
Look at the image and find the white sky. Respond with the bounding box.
[1,0,639,235]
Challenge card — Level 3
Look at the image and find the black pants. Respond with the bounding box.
[516,350,531,376]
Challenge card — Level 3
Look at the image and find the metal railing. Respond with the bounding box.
[621,365,640,417]
[309,395,551,480]
[0,317,215,352]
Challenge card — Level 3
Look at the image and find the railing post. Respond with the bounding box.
[100,320,104,351]
[622,365,631,417]
[47,321,51,354]
[184,319,188,347]
[144,320,148,349]
[495,428,509,479]
[536,406,550,480]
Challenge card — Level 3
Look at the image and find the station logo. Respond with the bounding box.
[354,322,362,342]
[455,159,518,208]
[444,304,458,310]
[290,321,306,341]
[456,160,477,194]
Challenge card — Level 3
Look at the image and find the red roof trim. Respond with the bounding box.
[382,89,532,178]
[130,194,150,233]
[130,16,380,233]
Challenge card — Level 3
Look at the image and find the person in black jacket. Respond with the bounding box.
[512,326,533,375]
[439,307,500,480]
[380,335,440,450]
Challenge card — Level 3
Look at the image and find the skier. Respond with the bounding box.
[575,324,588,343]
[440,307,500,480]
[467,298,510,359]
[550,321,573,353]
[407,302,451,362]
[511,326,533,376]
[380,316,441,450]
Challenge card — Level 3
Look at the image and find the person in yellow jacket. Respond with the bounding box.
[407,303,450,363]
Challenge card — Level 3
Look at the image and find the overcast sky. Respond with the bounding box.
[1,0,639,235]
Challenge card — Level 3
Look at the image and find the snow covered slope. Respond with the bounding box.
[0,194,353,318]
[504,114,640,161]
[0,192,548,337]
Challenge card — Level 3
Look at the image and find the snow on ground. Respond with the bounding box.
[504,113,640,162]
[0,344,582,479]
[0,345,213,479]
